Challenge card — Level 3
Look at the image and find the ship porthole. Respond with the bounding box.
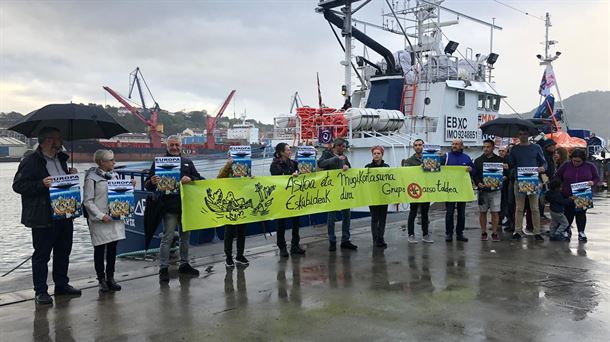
[424,97,431,105]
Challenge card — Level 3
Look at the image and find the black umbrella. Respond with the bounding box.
[479,117,540,138]
[8,103,128,140]
[143,192,165,251]
[8,103,129,166]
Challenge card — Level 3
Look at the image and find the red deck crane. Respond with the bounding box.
[103,67,162,148]
[207,90,236,150]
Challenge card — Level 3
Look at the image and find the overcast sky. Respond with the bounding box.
[1,0,608,125]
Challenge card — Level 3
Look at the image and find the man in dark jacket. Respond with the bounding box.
[317,138,357,251]
[441,139,475,242]
[473,139,508,242]
[401,139,433,244]
[508,128,547,241]
[12,127,81,305]
[145,135,203,282]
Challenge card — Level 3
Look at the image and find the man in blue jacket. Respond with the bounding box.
[12,127,82,305]
[442,139,475,242]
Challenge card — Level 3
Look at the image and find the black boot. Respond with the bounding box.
[98,273,109,293]
[279,246,289,258]
[106,274,122,291]
[290,245,306,255]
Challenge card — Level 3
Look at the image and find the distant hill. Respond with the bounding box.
[0,105,274,137]
[524,91,610,140]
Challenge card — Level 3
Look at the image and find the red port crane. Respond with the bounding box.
[207,90,236,150]
[103,67,162,148]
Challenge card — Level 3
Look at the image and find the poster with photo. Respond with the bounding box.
[571,182,593,212]
[230,146,252,177]
[517,167,539,195]
[155,157,181,194]
[108,180,135,220]
[422,145,441,172]
[50,174,82,220]
[482,162,503,191]
[297,146,316,174]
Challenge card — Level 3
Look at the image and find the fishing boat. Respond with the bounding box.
[273,0,507,168]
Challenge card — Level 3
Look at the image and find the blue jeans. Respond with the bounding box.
[327,209,351,242]
[159,213,190,269]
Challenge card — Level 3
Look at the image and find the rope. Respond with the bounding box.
[491,0,544,21]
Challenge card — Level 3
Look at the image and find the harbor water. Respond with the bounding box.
[0,158,273,276]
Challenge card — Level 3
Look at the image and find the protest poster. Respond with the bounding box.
[297,146,316,174]
[517,167,539,195]
[482,162,503,191]
[108,179,135,220]
[155,157,181,194]
[50,174,82,220]
[422,145,441,172]
[571,182,593,211]
[230,146,252,177]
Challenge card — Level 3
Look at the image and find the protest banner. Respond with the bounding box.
[181,166,475,231]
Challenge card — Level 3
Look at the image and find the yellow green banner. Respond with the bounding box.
[180,166,475,231]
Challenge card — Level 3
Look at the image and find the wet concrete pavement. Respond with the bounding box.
[1,196,609,341]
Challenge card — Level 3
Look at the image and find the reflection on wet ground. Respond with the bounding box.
[1,196,609,341]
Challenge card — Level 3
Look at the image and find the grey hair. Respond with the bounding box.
[166,135,181,144]
[37,127,61,142]
[93,149,114,165]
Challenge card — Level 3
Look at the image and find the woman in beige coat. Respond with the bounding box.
[83,149,133,292]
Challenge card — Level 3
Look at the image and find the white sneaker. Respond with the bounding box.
[422,235,434,243]
[408,235,418,244]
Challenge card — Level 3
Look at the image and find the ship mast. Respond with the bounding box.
[536,12,568,128]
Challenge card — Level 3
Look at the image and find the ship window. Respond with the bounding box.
[477,94,485,109]
[456,90,465,107]
[493,96,501,111]
[486,95,493,110]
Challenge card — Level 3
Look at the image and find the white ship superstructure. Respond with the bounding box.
[273,0,507,167]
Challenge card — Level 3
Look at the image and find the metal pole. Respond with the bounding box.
[545,13,550,60]
[490,17,495,53]
[343,1,353,103]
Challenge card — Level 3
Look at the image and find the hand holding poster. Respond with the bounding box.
[422,145,441,172]
[155,157,181,194]
[50,175,82,220]
[482,162,503,190]
[181,166,476,231]
[107,180,135,220]
[571,182,593,211]
[230,146,252,177]
[297,146,316,174]
[517,167,539,195]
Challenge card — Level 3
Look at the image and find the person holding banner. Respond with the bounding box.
[317,138,358,251]
[145,135,203,282]
[473,139,508,242]
[83,149,135,292]
[365,146,390,248]
[508,128,547,241]
[270,143,306,257]
[218,158,250,267]
[401,139,433,244]
[442,139,475,242]
[555,149,600,242]
[12,127,81,305]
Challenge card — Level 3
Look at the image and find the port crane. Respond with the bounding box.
[207,90,236,150]
[103,67,162,148]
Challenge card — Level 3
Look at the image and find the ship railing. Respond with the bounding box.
[419,55,460,84]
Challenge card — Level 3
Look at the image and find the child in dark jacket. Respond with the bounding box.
[546,179,573,241]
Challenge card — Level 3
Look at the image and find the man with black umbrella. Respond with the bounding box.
[145,135,203,282]
[509,127,547,241]
[12,127,82,305]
